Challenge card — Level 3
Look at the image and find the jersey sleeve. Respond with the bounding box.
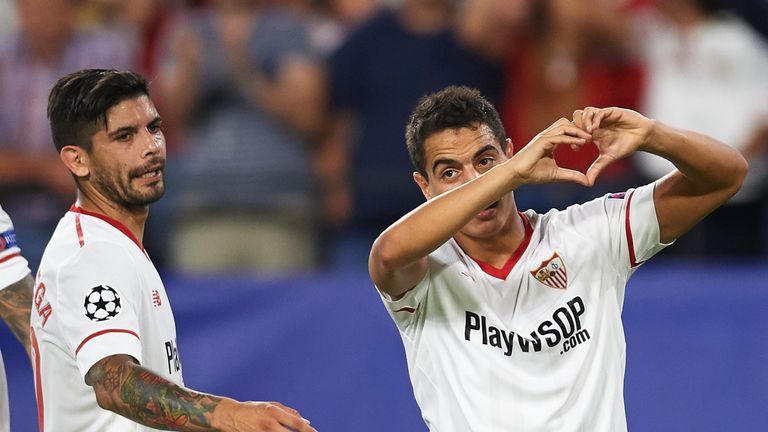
[563,182,671,279]
[376,267,430,334]
[0,206,32,289]
[55,241,144,380]
[624,182,671,267]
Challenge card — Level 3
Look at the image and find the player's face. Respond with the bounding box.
[414,124,516,239]
[87,95,166,208]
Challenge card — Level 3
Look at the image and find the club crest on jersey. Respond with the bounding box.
[84,285,122,322]
[530,252,568,289]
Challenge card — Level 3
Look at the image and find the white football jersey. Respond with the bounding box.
[379,183,669,432]
[30,205,183,432]
[0,205,32,432]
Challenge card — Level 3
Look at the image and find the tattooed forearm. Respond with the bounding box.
[120,369,221,430]
[0,273,34,354]
[86,355,222,431]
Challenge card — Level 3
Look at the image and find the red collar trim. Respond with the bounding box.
[69,205,145,253]
[470,212,533,280]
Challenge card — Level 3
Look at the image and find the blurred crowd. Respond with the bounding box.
[1,0,767,275]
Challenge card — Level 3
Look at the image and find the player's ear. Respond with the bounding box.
[504,138,514,158]
[414,171,432,200]
[60,145,90,178]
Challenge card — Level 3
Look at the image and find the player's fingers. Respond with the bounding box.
[572,109,586,130]
[547,135,589,150]
[546,123,592,140]
[579,107,594,132]
[268,402,303,419]
[553,167,589,187]
[591,108,608,132]
[543,122,592,144]
[267,406,316,432]
[585,154,614,186]
[582,106,606,133]
[542,117,574,135]
[565,124,592,140]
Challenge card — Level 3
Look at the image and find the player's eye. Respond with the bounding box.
[476,157,495,173]
[116,133,133,142]
[441,169,458,180]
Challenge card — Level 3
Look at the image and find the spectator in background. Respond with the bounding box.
[0,0,16,39]
[633,0,768,256]
[279,0,379,57]
[79,0,182,78]
[496,0,644,213]
[326,0,502,269]
[0,0,136,270]
[455,0,529,62]
[159,0,327,274]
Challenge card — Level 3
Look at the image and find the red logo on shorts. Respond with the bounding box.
[530,252,568,289]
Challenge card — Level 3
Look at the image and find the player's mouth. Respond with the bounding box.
[476,200,499,219]
[132,162,165,184]
[139,169,162,179]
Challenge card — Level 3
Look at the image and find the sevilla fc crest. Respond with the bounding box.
[530,252,568,289]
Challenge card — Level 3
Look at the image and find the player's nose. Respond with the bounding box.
[140,128,164,158]
[465,166,482,182]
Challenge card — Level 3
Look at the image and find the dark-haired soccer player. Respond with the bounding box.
[30,69,315,432]
[369,86,747,431]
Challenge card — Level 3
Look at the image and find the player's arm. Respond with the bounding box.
[85,354,315,432]
[369,119,591,299]
[0,272,34,356]
[573,107,748,243]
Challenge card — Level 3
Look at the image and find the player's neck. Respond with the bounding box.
[455,209,527,269]
[75,191,148,244]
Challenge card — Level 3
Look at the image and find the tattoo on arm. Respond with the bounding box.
[0,273,34,354]
[86,355,222,431]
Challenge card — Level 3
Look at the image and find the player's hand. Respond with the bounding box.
[510,117,591,186]
[214,399,317,432]
[572,107,655,186]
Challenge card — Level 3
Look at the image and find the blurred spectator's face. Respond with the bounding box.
[404,0,453,9]
[96,0,158,29]
[331,0,378,24]
[211,0,261,9]
[470,0,531,28]
[18,0,75,54]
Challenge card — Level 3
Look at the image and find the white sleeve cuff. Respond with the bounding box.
[0,254,31,290]
[75,329,143,381]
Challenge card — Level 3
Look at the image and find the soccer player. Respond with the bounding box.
[368,86,747,431]
[0,205,35,432]
[29,69,315,432]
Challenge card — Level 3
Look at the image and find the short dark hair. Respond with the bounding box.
[405,86,507,178]
[47,69,150,152]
